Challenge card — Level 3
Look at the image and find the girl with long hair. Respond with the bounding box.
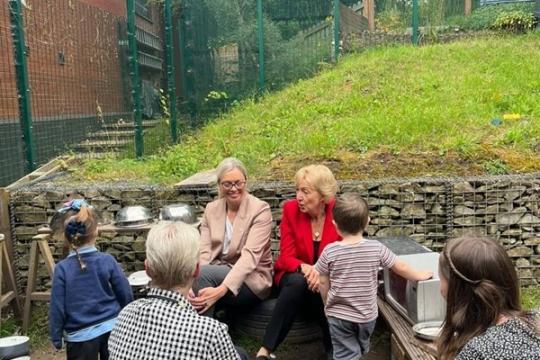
[437,236,539,360]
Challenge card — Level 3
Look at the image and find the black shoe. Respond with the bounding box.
[255,356,270,360]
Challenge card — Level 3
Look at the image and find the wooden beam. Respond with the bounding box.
[465,0,472,16]
[362,0,375,32]
[0,189,14,265]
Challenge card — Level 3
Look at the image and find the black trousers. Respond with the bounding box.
[193,264,261,318]
[262,272,332,352]
[66,332,110,360]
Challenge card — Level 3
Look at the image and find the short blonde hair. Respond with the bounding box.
[294,164,338,203]
[146,222,200,290]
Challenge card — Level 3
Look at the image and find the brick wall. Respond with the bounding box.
[24,0,127,118]
[0,0,129,122]
[0,2,19,121]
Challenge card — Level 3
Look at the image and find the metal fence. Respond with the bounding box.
[1,0,134,186]
[0,2,25,186]
[0,0,536,187]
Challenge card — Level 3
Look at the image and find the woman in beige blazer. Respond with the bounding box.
[189,157,273,316]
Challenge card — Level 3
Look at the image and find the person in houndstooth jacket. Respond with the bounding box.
[108,222,249,360]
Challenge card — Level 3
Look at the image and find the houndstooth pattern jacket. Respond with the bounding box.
[109,288,240,360]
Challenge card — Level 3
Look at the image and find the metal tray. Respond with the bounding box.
[412,321,443,341]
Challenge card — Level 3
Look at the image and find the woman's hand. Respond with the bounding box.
[187,288,205,311]
[193,284,229,313]
[301,264,320,292]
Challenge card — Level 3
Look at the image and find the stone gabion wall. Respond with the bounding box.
[8,174,540,292]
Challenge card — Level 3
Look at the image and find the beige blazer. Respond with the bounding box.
[199,193,273,299]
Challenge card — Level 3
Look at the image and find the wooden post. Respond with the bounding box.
[0,189,14,270]
[1,235,22,317]
[363,0,375,31]
[465,0,472,16]
[22,229,55,333]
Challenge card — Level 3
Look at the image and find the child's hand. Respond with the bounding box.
[304,266,320,292]
[416,270,433,281]
[52,340,63,351]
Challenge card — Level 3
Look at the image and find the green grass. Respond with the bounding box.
[77,32,540,184]
[522,287,540,310]
[1,304,51,348]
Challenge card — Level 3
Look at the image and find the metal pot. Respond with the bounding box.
[115,206,153,228]
[160,203,198,225]
[0,336,30,359]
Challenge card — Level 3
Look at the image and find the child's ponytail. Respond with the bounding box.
[55,199,99,271]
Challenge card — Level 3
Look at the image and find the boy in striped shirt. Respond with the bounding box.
[315,193,432,360]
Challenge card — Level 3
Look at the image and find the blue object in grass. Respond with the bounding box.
[490,118,503,126]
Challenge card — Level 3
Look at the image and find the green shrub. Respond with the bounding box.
[492,10,536,33]
[483,159,509,175]
[448,3,535,31]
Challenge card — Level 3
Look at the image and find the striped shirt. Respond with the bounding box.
[315,239,397,323]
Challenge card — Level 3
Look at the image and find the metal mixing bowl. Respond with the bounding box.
[115,206,153,227]
[160,203,198,224]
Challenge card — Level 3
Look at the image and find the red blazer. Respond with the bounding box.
[273,199,341,285]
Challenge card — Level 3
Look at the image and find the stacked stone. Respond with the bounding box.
[8,174,540,292]
[449,180,540,286]
[10,184,208,290]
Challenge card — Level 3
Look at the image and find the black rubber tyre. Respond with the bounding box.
[233,298,322,344]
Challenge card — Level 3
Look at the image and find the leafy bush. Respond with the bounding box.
[492,10,536,33]
[376,8,409,32]
[448,3,535,31]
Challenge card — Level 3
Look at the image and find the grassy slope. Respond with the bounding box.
[79,32,540,184]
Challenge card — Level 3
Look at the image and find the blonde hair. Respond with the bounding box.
[145,221,200,290]
[216,157,248,197]
[294,164,338,203]
[216,157,247,182]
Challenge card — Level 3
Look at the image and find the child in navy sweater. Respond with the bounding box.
[49,199,133,360]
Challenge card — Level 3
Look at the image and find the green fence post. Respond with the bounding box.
[164,0,178,143]
[177,18,188,103]
[178,2,196,119]
[412,0,419,45]
[9,0,35,173]
[256,0,265,95]
[333,0,341,61]
[126,0,143,158]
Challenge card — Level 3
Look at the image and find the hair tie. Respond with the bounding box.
[66,220,87,237]
[58,199,89,214]
[444,246,481,285]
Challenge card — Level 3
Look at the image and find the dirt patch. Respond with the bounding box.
[31,347,65,360]
[263,147,540,181]
[29,325,390,360]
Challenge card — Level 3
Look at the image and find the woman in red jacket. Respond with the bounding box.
[256,165,340,360]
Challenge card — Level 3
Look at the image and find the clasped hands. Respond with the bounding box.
[187,284,228,313]
[300,263,320,292]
